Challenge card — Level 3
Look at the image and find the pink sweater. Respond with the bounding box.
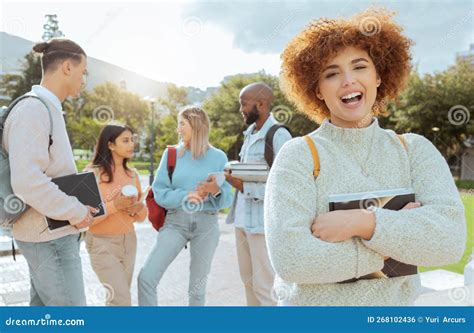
[85,167,147,235]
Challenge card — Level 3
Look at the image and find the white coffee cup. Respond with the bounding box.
[121,185,138,198]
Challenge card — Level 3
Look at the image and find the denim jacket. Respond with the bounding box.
[225,114,292,233]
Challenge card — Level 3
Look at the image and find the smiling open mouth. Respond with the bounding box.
[341,92,363,104]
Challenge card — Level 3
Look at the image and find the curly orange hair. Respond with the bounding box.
[280,8,413,123]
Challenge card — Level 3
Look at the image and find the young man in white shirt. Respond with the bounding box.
[2,38,96,306]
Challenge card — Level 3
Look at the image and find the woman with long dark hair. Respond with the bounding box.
[84,124,147,306]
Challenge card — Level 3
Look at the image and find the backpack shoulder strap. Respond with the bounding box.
[264,124,292,168]
[132,168,141,189]
[0,94,54,149]
[303,134,406,179]
[130,167,139,182]
[92,168,102,183]
[167,145,177,183]
[304,135,320,177]
[397,134,408,151]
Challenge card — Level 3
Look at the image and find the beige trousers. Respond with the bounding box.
[235,227,276,306]
[85,231,137,306]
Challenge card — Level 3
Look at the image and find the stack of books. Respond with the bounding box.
[328,188,418,281]
[227,162,269,182]
[328,188,416,212]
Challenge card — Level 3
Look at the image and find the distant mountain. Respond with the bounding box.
[185,86,218,105]
[0,32,216,104]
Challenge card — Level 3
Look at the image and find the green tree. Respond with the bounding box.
[1,14,65,104]
[157,83,188,114]
[1,53,42,103]
[64,82,151,151]
[203,71,318,159]
[385,59,474,160]
[152,84,189,161]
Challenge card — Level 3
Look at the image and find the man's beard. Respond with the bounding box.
[245,105,260,125]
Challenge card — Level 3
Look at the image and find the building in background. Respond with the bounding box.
[457,43,474,65]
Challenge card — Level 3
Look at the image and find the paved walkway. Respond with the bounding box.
[0,215,246,306]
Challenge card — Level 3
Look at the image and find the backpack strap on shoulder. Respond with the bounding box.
[0,94,54,151]
[167,145,177,183]
[304,135,320,177]
[397,134,408,151]
[302,134,406,179]
[264,124,292,168]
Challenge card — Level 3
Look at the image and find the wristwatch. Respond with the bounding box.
[211,190,222,199]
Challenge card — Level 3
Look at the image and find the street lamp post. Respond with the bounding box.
[432,126,440,147]
[149,100,156,186]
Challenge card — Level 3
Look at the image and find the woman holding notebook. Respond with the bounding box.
[137,107,233,306]
[84,124,148,306]
[264,8,466,305]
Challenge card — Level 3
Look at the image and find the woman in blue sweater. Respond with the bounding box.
[138,106,233,306]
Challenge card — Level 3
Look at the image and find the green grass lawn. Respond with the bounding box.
[419,193,473,274]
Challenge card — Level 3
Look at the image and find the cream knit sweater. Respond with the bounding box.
[264,118,466,306]
[2,87,87,243]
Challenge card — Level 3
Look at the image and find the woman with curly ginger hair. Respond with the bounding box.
[264,8,466,306]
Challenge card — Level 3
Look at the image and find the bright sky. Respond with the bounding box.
[1,0,473,89]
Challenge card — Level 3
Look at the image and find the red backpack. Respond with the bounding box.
[146,146,177,231]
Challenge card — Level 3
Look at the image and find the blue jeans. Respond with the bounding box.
[16,234,86,306]
[138,209,220,306]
